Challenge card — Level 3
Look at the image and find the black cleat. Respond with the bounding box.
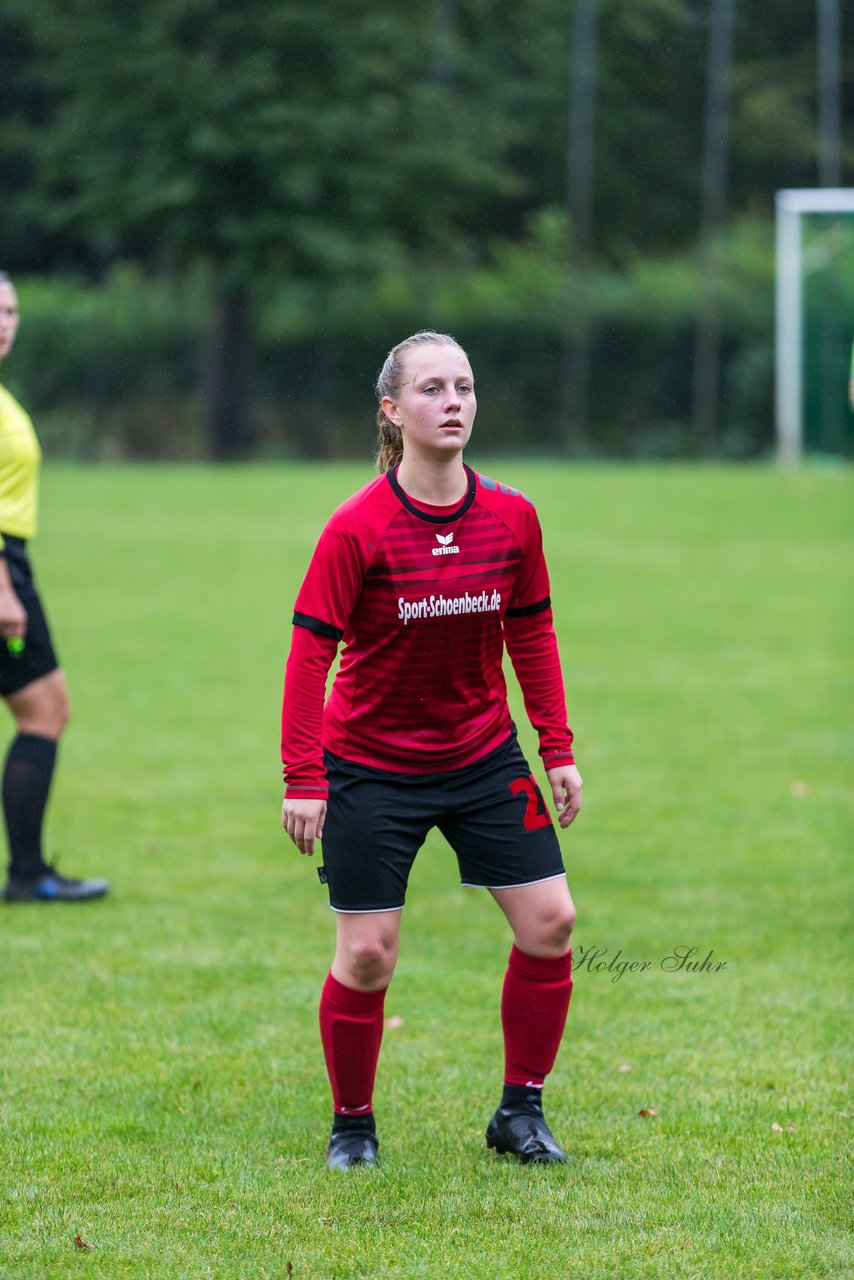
[326,1125,379,1171]
[486,1092,567,1164]
[2,868,109,903]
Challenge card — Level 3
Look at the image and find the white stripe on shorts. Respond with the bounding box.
[330,903,405,915]
[459,871,567,891]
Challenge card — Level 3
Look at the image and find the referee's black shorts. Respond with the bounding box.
[0,535,60,697]
[319,732,566,914]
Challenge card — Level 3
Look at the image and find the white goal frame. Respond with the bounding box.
[776,187,854,464]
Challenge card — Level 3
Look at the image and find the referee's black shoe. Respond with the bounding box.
[326,1115,379,1171]
[2,866,109,903]
[486,1090,567,1164]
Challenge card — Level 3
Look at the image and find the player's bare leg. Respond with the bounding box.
[490,876,576,957]
[331,908,401,991]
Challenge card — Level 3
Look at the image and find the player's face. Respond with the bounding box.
[383,344,476,461]
[0,283,19,360]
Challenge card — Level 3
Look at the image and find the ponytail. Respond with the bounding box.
[375,408,403,474]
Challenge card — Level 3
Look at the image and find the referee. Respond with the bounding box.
[0,271,108,902]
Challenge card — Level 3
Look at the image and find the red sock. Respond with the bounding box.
[319,972,387,1116]
[501,945,573,1088]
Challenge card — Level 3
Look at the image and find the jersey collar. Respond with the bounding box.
[386,464,477,524]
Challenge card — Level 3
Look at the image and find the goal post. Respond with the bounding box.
[775,187,854,465]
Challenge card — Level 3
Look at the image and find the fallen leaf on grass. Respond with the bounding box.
[618,1064,632,1073]
[638,1108,657,1117]
[73,1235,94,1252]
[384,1015,404,1029]
[790,780,809,797]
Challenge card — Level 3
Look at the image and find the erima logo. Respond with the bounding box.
[433,531,460,556]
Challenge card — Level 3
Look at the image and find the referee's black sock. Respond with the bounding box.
[2,733,57,880]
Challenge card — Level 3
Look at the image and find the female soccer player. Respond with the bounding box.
[281,331,582,1169]
[0,271,108,902]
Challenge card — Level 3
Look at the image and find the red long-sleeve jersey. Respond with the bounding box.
[282,465,574,798]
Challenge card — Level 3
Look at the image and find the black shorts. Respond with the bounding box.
[0,536,60,697]
[319,733,565,913]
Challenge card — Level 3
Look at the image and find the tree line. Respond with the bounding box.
[1,0,851,459]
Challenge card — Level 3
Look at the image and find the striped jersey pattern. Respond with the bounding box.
[284,465,573,782]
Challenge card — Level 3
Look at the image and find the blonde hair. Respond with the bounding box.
[374,330,468,473]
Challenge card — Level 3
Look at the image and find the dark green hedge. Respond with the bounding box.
[4,216,852,460]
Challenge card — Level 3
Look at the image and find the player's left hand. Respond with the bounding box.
[546,764,583,829]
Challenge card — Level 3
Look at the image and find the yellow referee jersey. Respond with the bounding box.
[0,382,41,549]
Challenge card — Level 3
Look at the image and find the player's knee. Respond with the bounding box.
[530,903,575,955]
[547,904,575,952]
[343,936,396,988]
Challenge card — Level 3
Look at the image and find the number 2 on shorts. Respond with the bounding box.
[509,774,553,832]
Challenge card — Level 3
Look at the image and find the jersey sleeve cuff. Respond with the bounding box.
[541,750,575,768]
[284,783,330,800]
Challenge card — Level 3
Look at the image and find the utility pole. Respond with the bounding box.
[816,0,842,187]
[691,0,735,456]
[430,0,456,86]
[562,0,598,454]
[815,0,844,453]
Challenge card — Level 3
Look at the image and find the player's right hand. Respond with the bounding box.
[282,797,327,856]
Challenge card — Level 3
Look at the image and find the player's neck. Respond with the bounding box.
[396,455,467,506]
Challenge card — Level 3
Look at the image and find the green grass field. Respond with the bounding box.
[0,461,851,1280]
